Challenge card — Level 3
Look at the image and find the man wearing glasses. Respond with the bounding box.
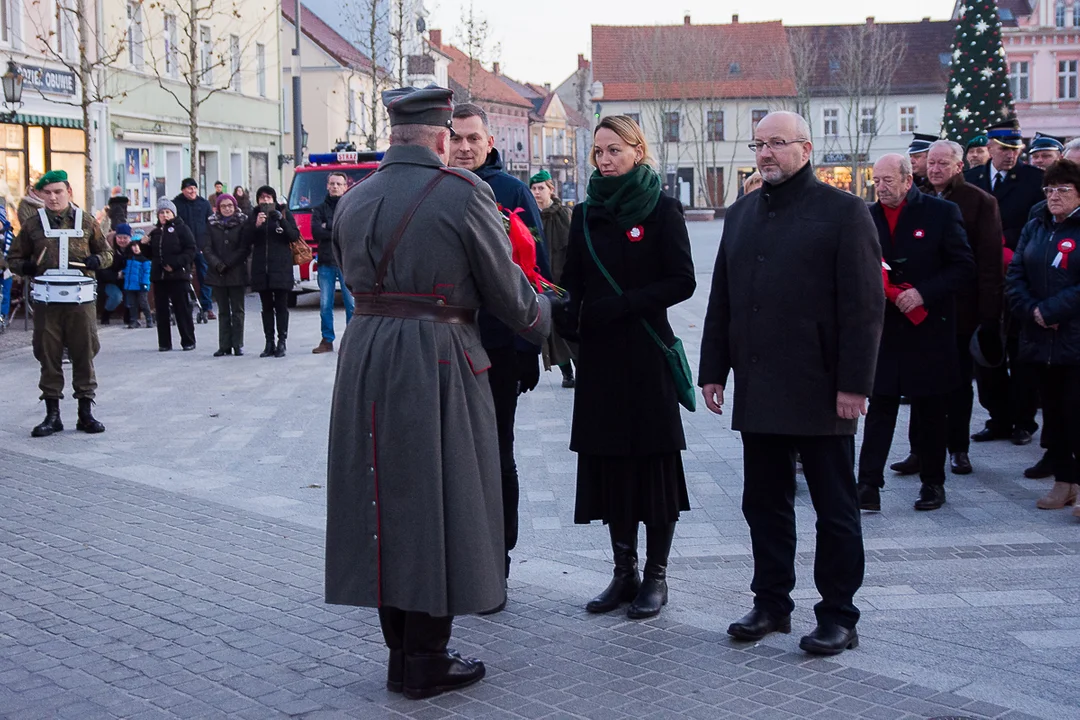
[699,111,884,656]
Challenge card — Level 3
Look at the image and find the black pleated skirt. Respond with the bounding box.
[573,452,690,526]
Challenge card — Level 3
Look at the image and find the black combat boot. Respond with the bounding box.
[260,337,275,358]
[76,398,105,434]
[31,399,63,437]
[274,334,287,358]
[586,522,640,613]
[628,522,675,619]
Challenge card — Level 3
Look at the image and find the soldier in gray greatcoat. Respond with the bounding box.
[324,86,555,700]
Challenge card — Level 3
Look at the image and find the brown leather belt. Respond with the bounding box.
[352,294,476,325]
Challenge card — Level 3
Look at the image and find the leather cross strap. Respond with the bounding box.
[373,172,447,294]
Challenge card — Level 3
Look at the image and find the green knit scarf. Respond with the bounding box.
[585,164,662,230]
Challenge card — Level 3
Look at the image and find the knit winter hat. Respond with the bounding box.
[215,193,237,211]
[157,197,178,214]
[114,223,133,237]
[255,185,277,203]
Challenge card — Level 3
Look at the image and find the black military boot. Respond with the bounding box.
[587,522,640,613]
[260,337,276,358]
[274,334,287,358]
[31,399,63,437]
[402,613,484,700]
[76,398,106,434]
[628,522,675,619]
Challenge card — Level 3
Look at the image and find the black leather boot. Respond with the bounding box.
[274,334,287,358]
[259,338,275,358]
[31,398,63,437]
[628,522,675,619]
[586,522,640,613]
[387,649,404,693]
[76,398,105,433]
[403,651,485,699]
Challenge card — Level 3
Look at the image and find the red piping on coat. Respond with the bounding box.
[371,402,383,606]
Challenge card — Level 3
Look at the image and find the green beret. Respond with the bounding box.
[35,170,69,190]
[529,169,552,186]
[966,135,988,150]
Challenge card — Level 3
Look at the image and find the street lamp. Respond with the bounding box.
[1,60,24,120]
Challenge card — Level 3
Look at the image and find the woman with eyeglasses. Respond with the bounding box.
[1006,159,1080,517]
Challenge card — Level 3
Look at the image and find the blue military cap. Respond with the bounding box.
[1030,132,1065,153]
[986,118,1024,149]
[907,133,938,155]
[382,84,454,130]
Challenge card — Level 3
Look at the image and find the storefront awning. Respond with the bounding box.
[6,114,84,129]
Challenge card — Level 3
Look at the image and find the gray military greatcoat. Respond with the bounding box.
[325,144,550,617]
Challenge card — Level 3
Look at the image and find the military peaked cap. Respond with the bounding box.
[1030,132,1065,153]
[907,133,939,155]
[987,118,1023,149]
[382,85,454,129]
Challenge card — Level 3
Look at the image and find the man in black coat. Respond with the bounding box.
[699,111,884,656]
[894,140,1004,476]
[857,154,975,513]
[964,119,1044,445]
[174,178,215,321]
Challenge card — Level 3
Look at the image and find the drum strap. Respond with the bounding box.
[38,207,85,270]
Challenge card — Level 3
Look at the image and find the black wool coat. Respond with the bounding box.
[146,217,197,283]
[965,162,1044,250]
[870,186,975,397]
[699,163,885,436]
[203,213,252,287]
[560,194,696,456]
[246,204,298,291]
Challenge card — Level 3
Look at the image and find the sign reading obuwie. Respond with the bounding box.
[18,65,77,97]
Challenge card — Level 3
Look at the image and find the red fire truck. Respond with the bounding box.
[285,148,382,302]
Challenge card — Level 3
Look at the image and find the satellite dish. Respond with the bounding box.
[417,17,427,33]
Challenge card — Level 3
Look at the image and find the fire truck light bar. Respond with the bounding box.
[307,151,384,165]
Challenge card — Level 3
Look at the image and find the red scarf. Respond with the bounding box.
[879,200,926,324]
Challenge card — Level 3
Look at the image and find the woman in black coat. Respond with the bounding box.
[204,193,251,357]
[558,115,696,619]
[247,185,298,357]
[1006,159,1080,516]
[144,198,198,351]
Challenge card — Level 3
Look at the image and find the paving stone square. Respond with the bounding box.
[1,222,1079,718]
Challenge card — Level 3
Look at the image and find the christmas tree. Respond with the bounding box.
[941,0,1015,144]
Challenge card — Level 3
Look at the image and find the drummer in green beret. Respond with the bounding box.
[7,168,111,437]
[965,134,990,169]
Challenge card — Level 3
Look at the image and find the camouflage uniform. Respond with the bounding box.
[9,206,111,400]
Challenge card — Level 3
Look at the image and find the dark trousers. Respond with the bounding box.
[124,289,153,324]
[486,345,519,577]
[861,394,948,486]
[258,289,289,342]
[154,280,196,350]
[212,286,246,351]
[741,433,864,629]
[378,607,453,654]
[32,302,99,400]
[193,252,212,311]
[975,332,1039,434]
[908,335,974,454]
[1032,364,1080,484]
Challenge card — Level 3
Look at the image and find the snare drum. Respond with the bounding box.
[31,271,97,305]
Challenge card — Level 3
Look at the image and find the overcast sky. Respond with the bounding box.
[427,0,957,87]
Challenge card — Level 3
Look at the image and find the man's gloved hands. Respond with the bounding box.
[517,350,541,394]
[546,289,579,342]
[83,255,101,270]
[21,261,38,277]
[215,262,228,274]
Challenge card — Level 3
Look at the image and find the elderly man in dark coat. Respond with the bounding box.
[325,86,553,700]
[892,140,1004,476]
[699,111,884,656]
[857,154,975,513]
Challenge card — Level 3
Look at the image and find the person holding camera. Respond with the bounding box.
[246,186,298,357]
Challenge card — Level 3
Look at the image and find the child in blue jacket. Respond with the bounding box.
[115,224,153,328]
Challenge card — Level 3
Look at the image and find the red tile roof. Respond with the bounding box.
[786,21,953,96]
[591,22,797,101]
[282,2,372,71]
[432,42,533,109]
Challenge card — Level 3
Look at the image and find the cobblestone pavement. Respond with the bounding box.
[1,223,1078,719]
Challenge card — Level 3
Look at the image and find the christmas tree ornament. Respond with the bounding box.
[941,0,1015,143]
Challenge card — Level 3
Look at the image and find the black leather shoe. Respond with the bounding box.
[260,340,275,358]
[402,650,485,699]
[914,483,946,511]
[889,453,921,475]
[233,347,244,357]
[799,624,858,656]
[857,483,880,512]
[213,349,230,357]
[75,399,105,434]
[31,399,63,438]
[1025,451,1054,479]
[971,427,1009,442]
[950,452,972,475]
[1011,428,1033,446]
[387,649,403,693]
[727,608,791,641]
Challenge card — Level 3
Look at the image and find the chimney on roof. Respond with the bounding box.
[493,62,500,76]
[921,16,930,22]
[732,14,739,23]
[544,82,551,92]
[684,14,690,26]
[578,53,587,70]
[429,29,442,47]
[865,16,875,27]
